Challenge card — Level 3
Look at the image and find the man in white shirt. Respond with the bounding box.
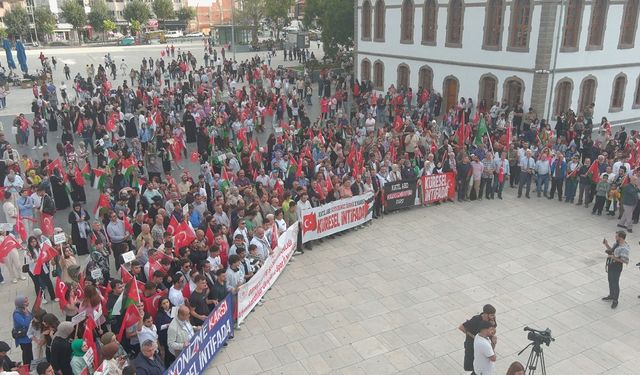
[473,320,497,375]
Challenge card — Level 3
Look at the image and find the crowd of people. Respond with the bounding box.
[0,38,635,375]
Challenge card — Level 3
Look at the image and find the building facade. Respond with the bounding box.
[355,0,640,126]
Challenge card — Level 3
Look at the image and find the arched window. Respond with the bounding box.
[422,0,437,44]
[397,64,410,89]
[619,0,639,48]
[443,76,460,112]
[508,0,532,50]
[478,75,498,106]
[483,0,504,49]
[561,0,584,50]
[446,0,464,46]
[587,0,608,49]
[503,77,524,108]
[635,76,640,107]
[374,0,386,41]
[362,1,372,40]
[373,60,384,90]
[400,0,414,43]
[554,79,573,116]
[361,60,371,82]
[578,77,597,114]
[610,74,627,111]
[419,66,433,91]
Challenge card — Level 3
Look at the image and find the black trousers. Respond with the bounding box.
[608,263,622,301]
[112,242,128,270]
[549,177,564,200]
[20,343,33,366]
[510,165,520,187]
[463,339,474,371]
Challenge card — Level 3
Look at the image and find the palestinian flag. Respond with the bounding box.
[586,160,600,183]
[94,193,111,218]
[92,169,106,190]
[121,156,137,179]
[474,116,488,146]
[110,275,142,319]
[132,177,145,194]
[107,149,119,169]
[219,167,231,193]
[81,163,92,183]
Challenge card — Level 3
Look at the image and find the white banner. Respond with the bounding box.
[300,192,374,243]
[237,223,299,324]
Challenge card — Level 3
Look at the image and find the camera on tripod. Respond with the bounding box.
[524,326,555,347]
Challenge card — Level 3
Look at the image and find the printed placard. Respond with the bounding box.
[121,251,136,264]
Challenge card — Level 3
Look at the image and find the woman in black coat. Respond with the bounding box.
[154,298,175,368]
[50,322,74,375]
[183,111,197,143]
[68,203,91,256]
[50,169,70,210]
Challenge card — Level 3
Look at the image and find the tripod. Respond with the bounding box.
[518,341,546,375]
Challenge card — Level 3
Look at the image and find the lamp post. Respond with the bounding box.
[231,1,236,60]
[546,0,566,122]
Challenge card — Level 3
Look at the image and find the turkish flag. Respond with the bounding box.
[142,289,168,319]
[205,226,215,247]
[34,242,58,275]
[0,234,21,262]
[123,215,134,235]
[302,213,317,233]
[54,277,68,310]
[147,258,166,280]
[167,215,179,235]
[117,304,141,341]
[40,214,54,237]
[83,317,100,368]
[15,212,27,242]
[173,221,196,253]
[46,159,63,175]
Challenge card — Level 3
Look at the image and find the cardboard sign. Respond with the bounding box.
[121,250,136,264]
[218,154,227,162]
[71,311,87,325]
[54,233,67,245]
[91,268,103,280]
[0,223,13,231]
[83,347,94,367]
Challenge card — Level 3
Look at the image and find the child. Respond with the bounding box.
[592,174,610,215]
[606,184,620,216]
[247,244,262,271]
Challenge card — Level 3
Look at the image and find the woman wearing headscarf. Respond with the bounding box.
[68,203,91,256]
[69,339,87,375]
[12,295,33,366]
[50,168,70,210]
[154,298,174,368]
[50,321,73,375]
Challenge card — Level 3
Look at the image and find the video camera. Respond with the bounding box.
[524,326,555,347]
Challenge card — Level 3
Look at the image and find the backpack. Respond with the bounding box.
[42,195,57,215]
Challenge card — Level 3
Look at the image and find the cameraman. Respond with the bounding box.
[459,304,497,374]
[602,230,630,309]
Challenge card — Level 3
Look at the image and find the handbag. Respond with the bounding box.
[21,264,29,273]
[11,327,27,339]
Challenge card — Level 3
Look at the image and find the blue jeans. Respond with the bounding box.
[536,173,549,196]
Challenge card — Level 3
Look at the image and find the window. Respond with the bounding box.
[373,60,384,90]
[419,66,433,91]
[554,80,573,116]
[478,75,498,106]
[397,64,410,89]
[446,0,464,46]
[619,0,639,48]
[374,0,385,41]
[610,74,627,111]
[401,0,414,43]
[635,76,640,107]
[561,0,583,50]
[578,77,596,114]
[361,60,371,82]
[422,0,437,44]
[503,77,524,109]
[483,0,504,49]
[587,0,608,49]
[508,0,531,50]
[362,1,372,40]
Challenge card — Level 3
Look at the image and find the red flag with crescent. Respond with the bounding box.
[41,214,54,237]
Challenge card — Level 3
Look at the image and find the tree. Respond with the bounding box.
[304,0,353,58]
[34,6,57,40]
[237,0,265,44]
[130,20,142,34]
[60,0,88,43]
[152,0,175,23]
[3,6,30,40]
[176,7,196,23]
[88,0,111,33]
[265,0,292,40]
[0,27,7,40]
[103,19,117,33]
[123,0,152,25]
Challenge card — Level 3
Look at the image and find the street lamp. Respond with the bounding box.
[545,0,566,122]
[230,1,236,60]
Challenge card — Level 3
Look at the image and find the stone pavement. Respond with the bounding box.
[206,190,640,375]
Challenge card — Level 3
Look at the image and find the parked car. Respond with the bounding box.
[120,36,135,46]
[185,32,204,38]
[165,30,184,39]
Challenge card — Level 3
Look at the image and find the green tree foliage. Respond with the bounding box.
[152,0,175,22]
[304,0,353,58]
[60,0,88,42]
[123,0,152,24]
[88,0,112,32]
[130,20,142,33]
[4,6,31,40]
[176,7,196,23]
[0,27,7,40]
[236,0,265,44]
[34,7,57,38]
[103,19,117,33]
[265,0,292,40]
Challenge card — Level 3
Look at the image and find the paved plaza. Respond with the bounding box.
[206,192,640,375]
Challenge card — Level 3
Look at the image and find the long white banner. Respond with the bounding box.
[300,192,374,243]
[237,223,299,324]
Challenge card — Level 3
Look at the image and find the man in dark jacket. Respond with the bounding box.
[134,340,165,375]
